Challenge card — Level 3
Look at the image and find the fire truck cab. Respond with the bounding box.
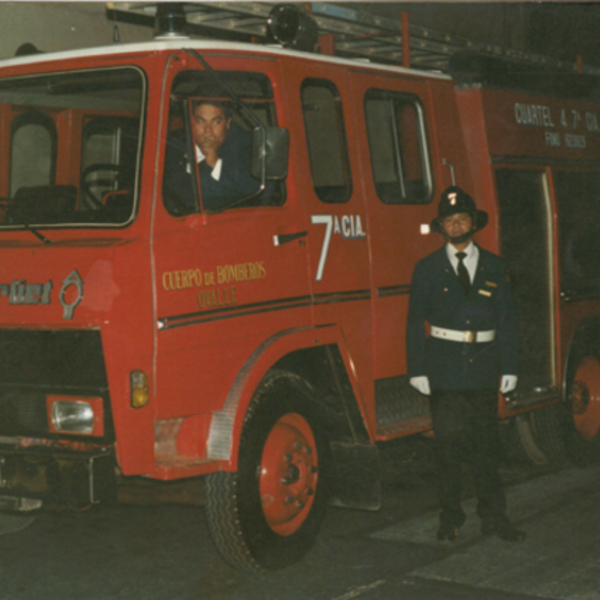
[1,5,600,572]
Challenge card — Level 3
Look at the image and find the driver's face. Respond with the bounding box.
[193,103,231,151]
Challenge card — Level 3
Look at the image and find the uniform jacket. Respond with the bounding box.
[406,245,518,390]
[162,123,271,213]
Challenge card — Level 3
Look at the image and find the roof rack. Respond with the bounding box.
[111,2,600,76]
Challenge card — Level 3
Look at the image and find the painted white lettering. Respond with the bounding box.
[311,215,334,282]
[355,215,365,238]
[514,103,554,128]
[341,215,352,239]
[333,216,341,235]
[586,112,600,132]
[565,134,586,149]
[561,109,568,128]
[24,284,43,305]
[545,131,561,147]
[310,214,367,281]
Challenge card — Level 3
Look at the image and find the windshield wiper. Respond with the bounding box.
[0,205,52,244]
[21,222,52,244]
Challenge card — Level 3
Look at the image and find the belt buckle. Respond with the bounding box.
[463,330,476,343]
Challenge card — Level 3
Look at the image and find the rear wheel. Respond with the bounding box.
[205,371,329,572]
[564,354,600,464]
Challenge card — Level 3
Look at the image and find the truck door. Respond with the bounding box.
[284,62,374,427]
[348,70,439,435]
[152,56,312,421]
[495,168,557,399]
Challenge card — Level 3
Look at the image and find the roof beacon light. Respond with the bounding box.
[154,2,188,40]
[267,5,319,53]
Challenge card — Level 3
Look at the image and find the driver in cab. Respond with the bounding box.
[163,100,269,213]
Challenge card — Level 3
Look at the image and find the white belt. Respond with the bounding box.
[430,326,495,343]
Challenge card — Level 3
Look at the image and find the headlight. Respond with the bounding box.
[47,396,104,436]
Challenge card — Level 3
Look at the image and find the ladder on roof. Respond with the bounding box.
[112,2,600,76]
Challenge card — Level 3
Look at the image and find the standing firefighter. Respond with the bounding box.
[406,186,526,543]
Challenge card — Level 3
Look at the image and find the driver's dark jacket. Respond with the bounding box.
[162,123,267,213]
[406,245,518,390]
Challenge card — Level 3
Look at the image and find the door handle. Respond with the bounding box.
[273,230,308,246]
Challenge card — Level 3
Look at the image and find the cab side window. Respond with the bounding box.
[10,113,57,197]
[301,79,352,204]
[365,90,432,204]
[162,71,285,216]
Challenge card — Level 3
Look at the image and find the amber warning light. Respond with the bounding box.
[130,370,149,409]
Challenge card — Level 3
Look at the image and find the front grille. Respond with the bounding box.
[0,329,107,388]
[0,391,47,436]
[0,329,112,440]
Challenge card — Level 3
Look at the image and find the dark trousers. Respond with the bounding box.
[429,388,507,528]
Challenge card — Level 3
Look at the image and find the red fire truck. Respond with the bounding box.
[0,3,599,572]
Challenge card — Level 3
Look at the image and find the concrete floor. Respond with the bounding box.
[1,443,599,600]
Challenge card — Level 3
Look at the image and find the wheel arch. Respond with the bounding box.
[206,325,371,470]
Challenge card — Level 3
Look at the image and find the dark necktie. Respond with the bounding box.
[455,252,470,295]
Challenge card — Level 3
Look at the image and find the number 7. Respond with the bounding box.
[311,215,333,281]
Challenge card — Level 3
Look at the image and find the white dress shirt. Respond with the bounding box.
[194,145,223,180]
[446,241,479,283]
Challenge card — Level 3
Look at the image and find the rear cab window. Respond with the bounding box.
[364,89,433,204]
[301,78,352,204]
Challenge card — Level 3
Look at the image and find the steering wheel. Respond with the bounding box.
[81,163,122,208]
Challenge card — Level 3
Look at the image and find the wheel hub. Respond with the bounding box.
[259,412,318,536]
[571,380,590,415]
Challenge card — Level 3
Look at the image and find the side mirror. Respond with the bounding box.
[251,127,289,181]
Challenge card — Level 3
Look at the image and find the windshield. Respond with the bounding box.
[0,67,145,228]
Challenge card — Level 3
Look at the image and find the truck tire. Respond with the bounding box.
[528,402,571,467]
[205,371,329,572]
[499,415,548,466]
[563,353,600,465]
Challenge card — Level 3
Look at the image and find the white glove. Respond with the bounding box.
[410,376,431,396]
[500,375,518,394]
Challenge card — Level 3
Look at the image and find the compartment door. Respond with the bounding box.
[495,168,557,398]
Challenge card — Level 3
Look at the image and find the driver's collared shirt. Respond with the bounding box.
[446,241,479,283]
[194,145,223,180]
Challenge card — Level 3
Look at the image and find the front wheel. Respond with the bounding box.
[205,371,329,572]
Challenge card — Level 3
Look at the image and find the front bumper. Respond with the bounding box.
[0,443,116,509]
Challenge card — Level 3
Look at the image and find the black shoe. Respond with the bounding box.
[481,521,526,542]
[437,522,460,542]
